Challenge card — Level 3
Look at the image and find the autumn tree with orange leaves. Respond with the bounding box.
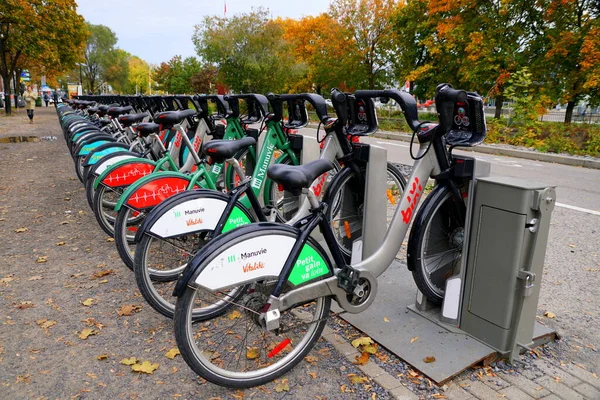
[0,0,87,114]
[280,14,363,94]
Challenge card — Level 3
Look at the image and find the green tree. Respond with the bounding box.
[125,56,150,94]
[83,23,118,93]
[190,63,218,94]
[0,0,87,114]
[104,49,130,93]
[329,0,399,89]
[192,8,299,94]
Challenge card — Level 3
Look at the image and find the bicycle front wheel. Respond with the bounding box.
[407,185,465,305]
[325,162,406,262]
[175,284,330,388]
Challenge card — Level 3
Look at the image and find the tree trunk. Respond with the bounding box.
[2,74,12,115]
[494,94,504,119]
[564,101,575,123]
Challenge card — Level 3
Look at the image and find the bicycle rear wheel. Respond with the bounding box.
[175,283,330,388]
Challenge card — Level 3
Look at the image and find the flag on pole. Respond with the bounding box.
[224,1,227,17]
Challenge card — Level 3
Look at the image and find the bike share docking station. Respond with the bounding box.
[335,143,558,383]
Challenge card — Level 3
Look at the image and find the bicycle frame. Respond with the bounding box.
[177,139,443,317]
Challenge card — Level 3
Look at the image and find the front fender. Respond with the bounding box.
[114,171,198,211]
[94,158,155,190]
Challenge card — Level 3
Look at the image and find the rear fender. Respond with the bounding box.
[94,158,156,190]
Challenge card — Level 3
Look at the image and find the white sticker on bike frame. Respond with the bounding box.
[195,235,296,291]
[94,155,139,175]
[149,197,228,238]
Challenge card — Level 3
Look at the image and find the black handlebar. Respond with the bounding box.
[435,84,467,103]
[330,88,349,126]
[266,93,329,123]
[354,89,420,131]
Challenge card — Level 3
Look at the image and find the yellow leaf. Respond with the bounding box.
[348,374,369,384]
[15,301,35,309]
[228,310,242,320]
[28,275,42,281]
[15,227,28,233]
[165,348,180,359]
[56,241,66,246]
[351,337,374,348]
[131,360,159,374]
[78,329,97,340]
[82,298,94,306]
[363,344,378,354]
[97,354,109,360]
[36,319,57,329]
[354,352,369,365]
[307,372,317,379]
[410,336,419,343]
[36,256,48,263]
[106,238,114,242]
[92,269,115,279]
[423,356,436,363]
[117,304,141,316]
[246,347,260,360]
[120,357,138,365]
[544,311,556,319]
[383,317,390,322]
[274,378,290,392]
[305,355,318,363]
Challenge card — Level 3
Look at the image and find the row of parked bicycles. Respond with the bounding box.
[57,84,486,388]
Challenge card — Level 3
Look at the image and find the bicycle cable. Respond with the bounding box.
[409,121,434,161]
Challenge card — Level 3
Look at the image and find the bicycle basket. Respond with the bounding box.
[437,88,486,147]
[346,96,378,136]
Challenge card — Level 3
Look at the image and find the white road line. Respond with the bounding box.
[376,141,409,148]
[556,202,600,216]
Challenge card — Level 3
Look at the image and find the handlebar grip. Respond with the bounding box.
[329,88,349,125]
[435,84,467,103]
[331,88,346,103]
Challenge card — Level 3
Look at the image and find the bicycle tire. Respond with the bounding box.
[324,162,406,262]
[92,183,123,237]
[175,278,330,388]
[406,185,465,305]
[114,206,147,270]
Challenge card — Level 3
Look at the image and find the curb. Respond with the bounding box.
[373,131,600,170]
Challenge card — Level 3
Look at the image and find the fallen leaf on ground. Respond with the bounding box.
[15,301,35,309]
[78,329,97,339]
[92,269,115,279]
[304,355,318,363]
[544,311,556,319]
[165,348,180,359]
[432,394,447,399]
[384,317,390,322]
[36,319,57,329]
[36,256,48,263]
[363,344,378,354]
[410,336,419,343]
[348,374,369,384]
[120,357,138,365]
[56,241,66,246]
[81,298,94,306]
[354,352,369,365]
[307,372,317,379]
[0,275,14,284]
[97,354,109,360]
[423,356,436,363]
[228,310,242,320]
[246,347,260,360]
[274,378,289,392]
[351,337,374,348]
[117,304,141,316]
[15,227,28,233]
[131,360,159,374]
[106,237,114,242]
[28,276,42,281]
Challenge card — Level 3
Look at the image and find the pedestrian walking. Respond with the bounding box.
[23,86,38,124]
[52,91,58,107]
[43,92,50,107]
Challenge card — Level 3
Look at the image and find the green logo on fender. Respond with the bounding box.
[221,206,251,233]
[288,244,329,286]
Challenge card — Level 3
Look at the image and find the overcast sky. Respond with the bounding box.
[76,0,331,65]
